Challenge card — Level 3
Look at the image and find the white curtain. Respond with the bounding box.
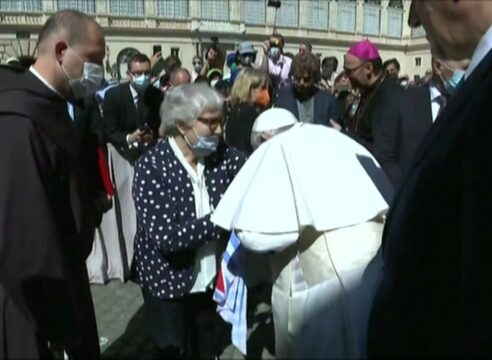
[157,0,189,19]
[336,0,356,33]
[276,0,298,28]
[306,0,329,30]
[108,0,144,17]
[57,0,95,14]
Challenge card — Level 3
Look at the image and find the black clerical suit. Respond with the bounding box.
[0,66,99,359]
[345,76,404,153]
[369,49,492,357]
[373,84,434,187]
[102,82,161,163]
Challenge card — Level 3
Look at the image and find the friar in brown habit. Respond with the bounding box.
[0,10,106,359]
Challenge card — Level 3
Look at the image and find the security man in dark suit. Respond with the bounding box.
[102,53,161,163]
[374,56,470,187]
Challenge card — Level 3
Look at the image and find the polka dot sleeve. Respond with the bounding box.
[133,159,222,254]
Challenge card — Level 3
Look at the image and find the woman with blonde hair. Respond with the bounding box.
[224,67,271,156]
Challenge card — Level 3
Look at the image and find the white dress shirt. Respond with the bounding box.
[169,137,218,293]
[126,83,141,148]
[465,24,492,79]
[429,83,446,122]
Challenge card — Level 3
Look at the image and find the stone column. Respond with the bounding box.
[356,0,364,35]
[229,0,240,22]
[329,0,338,32]
[402,0,411,38]
[190,0,200,19]
[380,0,389,37]
[42,0,56,12]
[145,0,156,17]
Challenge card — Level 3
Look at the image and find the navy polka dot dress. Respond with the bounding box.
[132,139,246,300]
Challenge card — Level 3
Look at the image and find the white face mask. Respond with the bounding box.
[61,47,104,99]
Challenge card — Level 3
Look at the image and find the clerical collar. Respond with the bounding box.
[29,66,64,99]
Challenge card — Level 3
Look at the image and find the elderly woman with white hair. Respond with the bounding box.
[132,83,246,358]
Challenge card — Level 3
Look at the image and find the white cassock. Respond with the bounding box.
[211,123,392,358]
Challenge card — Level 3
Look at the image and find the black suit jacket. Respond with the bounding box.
[345,76,404,152]
[373,85,433,187]
[102,83,161,162]
[369,48,492,358]
[274,86,342,126]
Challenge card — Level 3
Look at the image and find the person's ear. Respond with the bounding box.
[175,120,188,136]
[54,40,69,65]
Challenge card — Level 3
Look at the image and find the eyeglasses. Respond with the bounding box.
[197,115,223,130]
[343,63,366,76]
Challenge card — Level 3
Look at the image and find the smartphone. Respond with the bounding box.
[153,45,162,56]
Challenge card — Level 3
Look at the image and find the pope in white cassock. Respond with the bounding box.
[211,108,393,358]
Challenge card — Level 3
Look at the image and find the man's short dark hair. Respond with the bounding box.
[322,56,339,71]
[383,58,401,71]
[291,53,320,78]
[37,10,97,47]
[127,53,151,72]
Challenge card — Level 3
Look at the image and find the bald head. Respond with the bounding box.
[33,9,105,100]
[170,67,191,86]
[37,10,102,53]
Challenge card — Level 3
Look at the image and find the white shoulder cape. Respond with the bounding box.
[211,123,392,234]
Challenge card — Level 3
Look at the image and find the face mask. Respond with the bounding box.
[132,74,150,93]
[269,47,281,60]
[211,78,219,87]
[184,128,219,157]
[242,55,253,66]
[61,47,104,99]
[442,69,465,95]
[254,88,270,108]
[229,63,238,71]
[194,63,202,72]
[400,80,408,88]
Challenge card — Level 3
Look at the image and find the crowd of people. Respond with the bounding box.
[2,0,492,358]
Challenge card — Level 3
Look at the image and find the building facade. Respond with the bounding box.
[0,0,430,79]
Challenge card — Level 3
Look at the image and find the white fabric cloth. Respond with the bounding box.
[429,83,446,122]
[266,55,292,84]
[86,143,135,283]
[465,24,492,80]
[169,137,218,293]
[213,232,248,355]
[211,123,391,234]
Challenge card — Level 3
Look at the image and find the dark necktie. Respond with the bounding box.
[136,96,147,129]
[436,95,447,120]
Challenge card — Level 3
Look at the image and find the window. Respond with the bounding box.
[0,0,42,11]
[363,3,380,35]
[108,0,145,17]
[201,0,229,21]
[388,0,403,9]
[415,57,422,67]
[412,26,426,38]
[336,0,356,33]
[306,0,329,30]
[386,7,403,38]
[57,0,95,14]
[241,0,266,25]
[276,0,299,28]
[157,0,189,19]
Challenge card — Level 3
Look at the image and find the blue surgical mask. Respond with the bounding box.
[269,47,281,60]
[442,69,465,95]
[185,128,219,157]
[132,74,150,93]
[61,47,104,99]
